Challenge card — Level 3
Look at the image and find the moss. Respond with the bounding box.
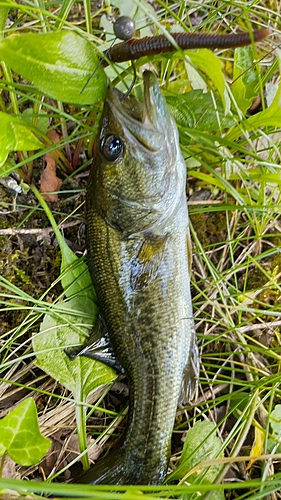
[190,210,228,248]
[0,187,85,333]
[242,246,281,312]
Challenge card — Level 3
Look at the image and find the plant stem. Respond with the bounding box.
[31,183,90,471]
[75,400,90,471]
[30,184,66,251]
[0,453,6,477]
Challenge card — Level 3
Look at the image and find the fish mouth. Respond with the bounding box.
[107,71,168,151]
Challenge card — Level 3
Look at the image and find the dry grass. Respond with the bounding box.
[1,0,281,498]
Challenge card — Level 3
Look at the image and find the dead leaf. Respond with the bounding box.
[87,437,103,463]
[0,491,34,500]
[2,454,19,479]
[245,426,265,471]
[65,434,102,464]
[40,433,63,477]
[40,130,62,202]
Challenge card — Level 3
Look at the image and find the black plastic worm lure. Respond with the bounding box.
[104,27,270,64]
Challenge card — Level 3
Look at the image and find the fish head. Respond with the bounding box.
[88,70,185,236]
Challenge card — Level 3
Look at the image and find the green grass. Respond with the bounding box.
[0,0,281,498]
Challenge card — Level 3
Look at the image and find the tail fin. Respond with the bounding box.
[78,448,126,485]
[78,446,166,485]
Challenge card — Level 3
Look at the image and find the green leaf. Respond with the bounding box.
[247,78,281,129]
[266,81,279,107]
[31,192,108,400]
[101,0,155,40]
[232,46,259,114]
[32,296,115,399]
[0,31,107,105]
[166,96,195,128]
[226,56,281,142]
[269,404,281,435]
[267,404,281,453]
[184,59,207,93]
[0,112,43,169]
[187,50,227,110]
[0,399,50,466]
[168,421,224,500]
[31,185,96,301]
[61,251,96,301]
[166,90,234,131]
[22,108,50,134]
[0,5,9,38]
[31,186,112,471]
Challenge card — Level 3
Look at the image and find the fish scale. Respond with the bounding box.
[71,71,198,485]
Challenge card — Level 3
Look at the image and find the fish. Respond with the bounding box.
[71,70,198,485]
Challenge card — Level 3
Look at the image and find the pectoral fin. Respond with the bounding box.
[65,315,124,373]
[130,234,169,291]
[179,327,199,405]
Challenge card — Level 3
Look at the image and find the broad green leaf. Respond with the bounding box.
[0,399,50,466]
[187,50,227,110]
[57,227,96,301]
[102,0,159,39]
[184,59,207,93]
[33,296,115,400]
[168,421,224,500]
[247,78,281,129]
[226,63,281,142]
[166,90,234,131]
[0,5,9,37]
[0,111,43,169]
[269,404,281,435]
[265,81,278,107]
[22,108,49,134]
[61,250,96,301]
[0,162,17,178]
[232,46,259,114]
[32,185,96,301]
[267,404,281,453]
[0,31,107,105]
[31,186,109,470]
[166,96,195,128]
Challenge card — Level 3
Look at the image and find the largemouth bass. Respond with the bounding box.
[73,71,198,485]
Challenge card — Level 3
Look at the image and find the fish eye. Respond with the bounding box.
[100,134,124,162]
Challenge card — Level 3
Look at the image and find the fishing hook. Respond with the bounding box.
[81,15,137,96]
